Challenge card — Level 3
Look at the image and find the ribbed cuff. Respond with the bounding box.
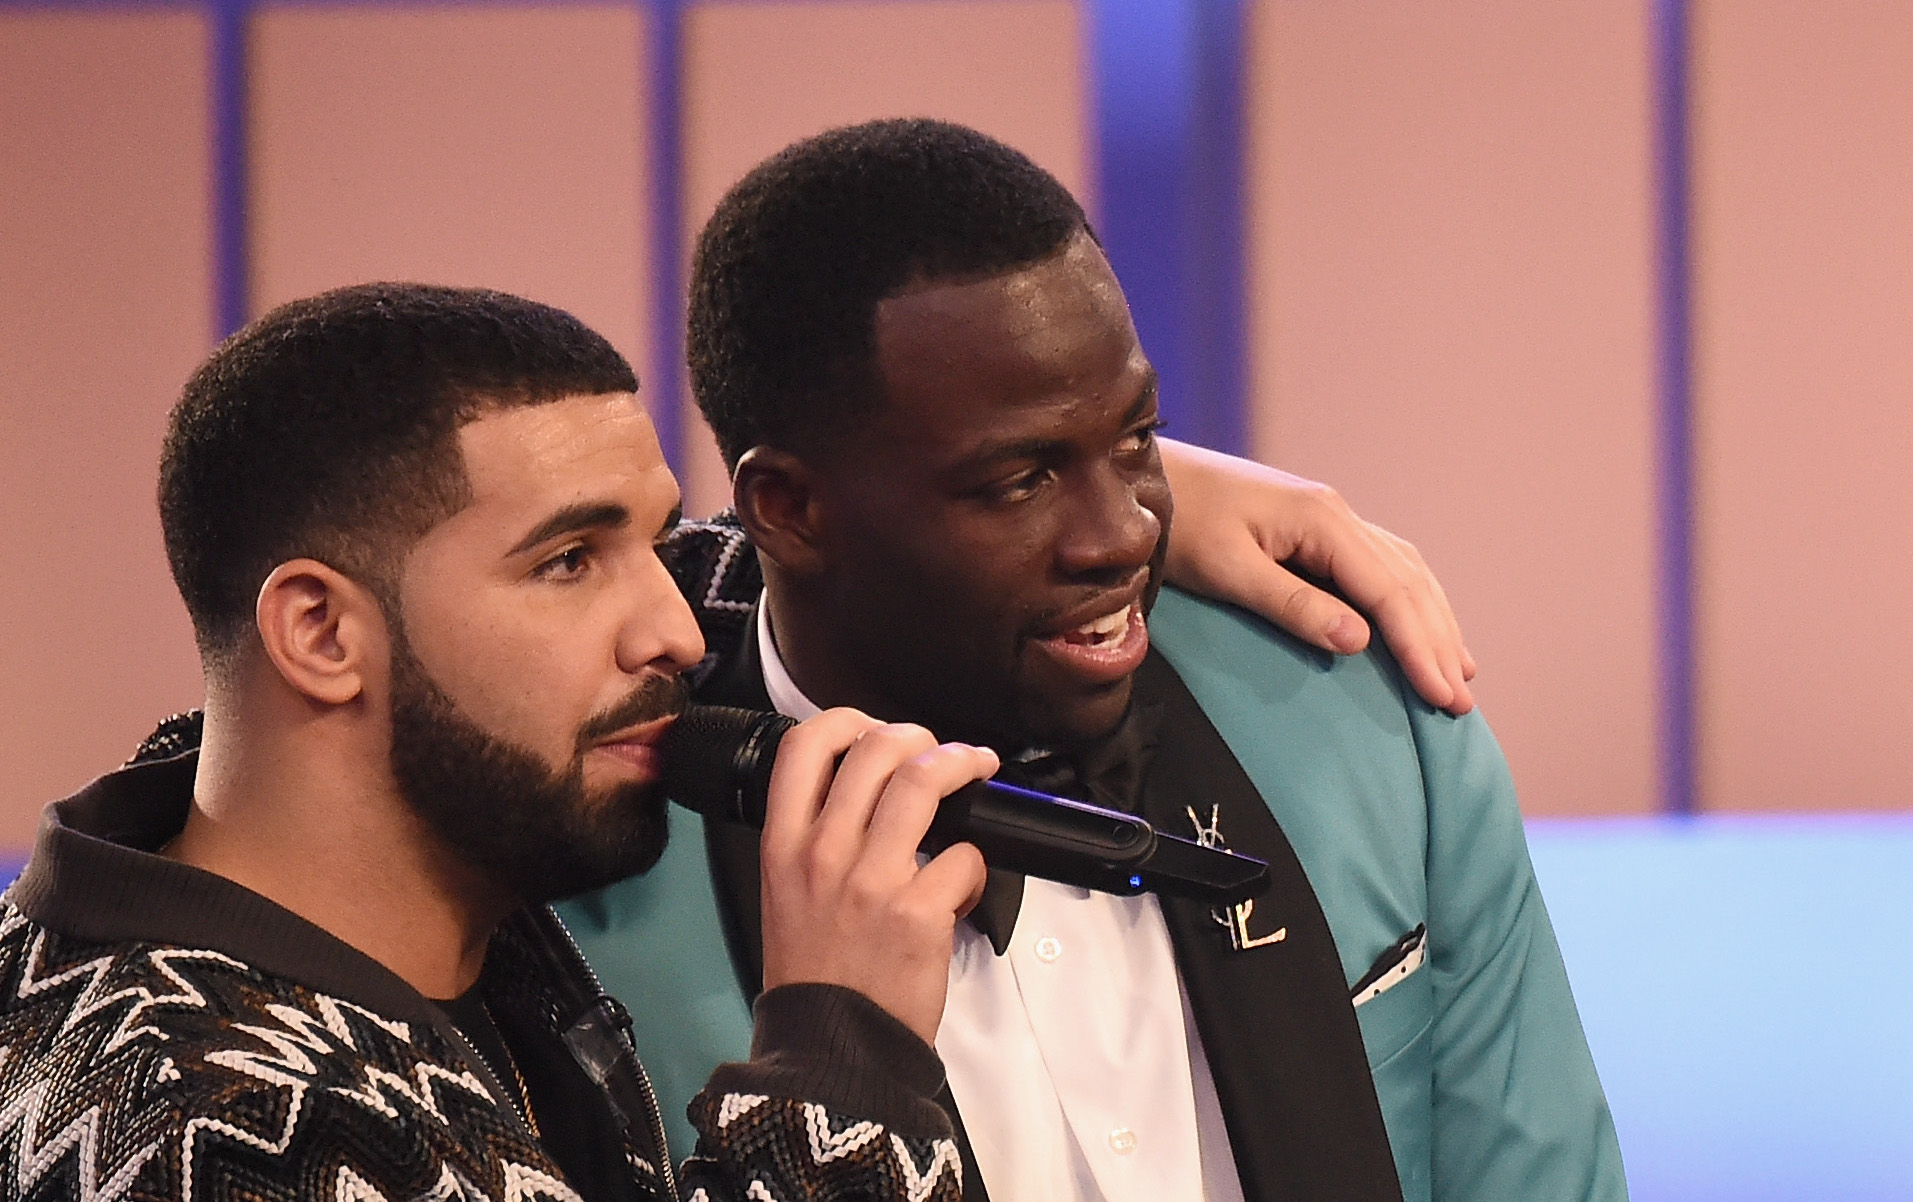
[701,983,952,1139]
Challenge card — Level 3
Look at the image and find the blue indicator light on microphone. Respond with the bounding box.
[1129,875,1143,889]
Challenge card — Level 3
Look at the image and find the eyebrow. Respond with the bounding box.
[1123,369,1162,426]
[507,502,630,557]
[967,369,1164,467]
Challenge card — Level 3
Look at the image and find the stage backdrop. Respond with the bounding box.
[4,2,1909,829]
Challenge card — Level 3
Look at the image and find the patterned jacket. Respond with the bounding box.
[0,740,963,1202]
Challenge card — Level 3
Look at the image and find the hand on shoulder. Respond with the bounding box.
[1158,437,1478,715]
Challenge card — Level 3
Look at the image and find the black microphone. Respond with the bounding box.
[660,705,1270,905]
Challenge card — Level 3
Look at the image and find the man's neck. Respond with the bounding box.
[169,696,503,1000]
[759,583,1052,757]
[758,582,914,728]
[757,597,824,721]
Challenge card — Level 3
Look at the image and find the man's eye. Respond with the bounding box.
[1119,419,1166,454]
[988,468,1052,503]
[534,545,591,580]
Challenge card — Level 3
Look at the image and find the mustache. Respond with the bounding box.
[577,672,691,746]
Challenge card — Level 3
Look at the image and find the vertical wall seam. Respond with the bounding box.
[1653,0,1696,814]
[1091,0,1249,457]
[1184,0,1247,457]
[210,0,249,338]
[645,0,684,473]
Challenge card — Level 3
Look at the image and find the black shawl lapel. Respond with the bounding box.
[1135,651,1403,1202]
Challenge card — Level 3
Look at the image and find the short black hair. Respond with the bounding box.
[688,118,1087,466]
[159,282,637,667]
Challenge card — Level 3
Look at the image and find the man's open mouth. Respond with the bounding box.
[1060,603,1137,648]
[1031,600,1150,683]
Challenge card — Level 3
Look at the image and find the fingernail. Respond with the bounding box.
[1325,615,1364,652]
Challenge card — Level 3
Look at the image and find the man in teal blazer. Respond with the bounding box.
[565,119,1625,1201]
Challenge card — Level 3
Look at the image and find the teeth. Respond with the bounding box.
[1074,605,1131,641]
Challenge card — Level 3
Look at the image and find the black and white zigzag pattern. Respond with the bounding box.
[0,905,576,1202]
[679,1092,960,1202]
[663,514,762,681]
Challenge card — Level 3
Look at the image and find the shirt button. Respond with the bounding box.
[1107,1127,1138,1155]
[1033,936,1063,963]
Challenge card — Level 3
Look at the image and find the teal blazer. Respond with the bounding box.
[561,588,1628,1201]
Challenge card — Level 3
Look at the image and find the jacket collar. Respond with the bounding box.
[10,749,452,1028]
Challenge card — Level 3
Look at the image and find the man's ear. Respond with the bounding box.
[253,559,386,706]
[731,446,828,576]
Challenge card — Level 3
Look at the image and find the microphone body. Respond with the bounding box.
[661,705,1269,904]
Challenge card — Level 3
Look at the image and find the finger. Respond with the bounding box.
[1325,560,1461,711]
[1373,528,1475,713]
[811,723,940,850]
[760,708,884,863]
[1417,577,1476,713]
[1331,524,1464,712]
[1363,582,1468,714]
[860,743,1000,863]
[1413,553,1478,684]
[1375,596,1472,714]
[1383,630,1469,715]
[909,842,989,921]
[1280,517,1420,644]
[1218,555,1376,656]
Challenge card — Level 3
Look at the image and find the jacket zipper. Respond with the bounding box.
[547,908,679,1201]
[444,1024,538,1140]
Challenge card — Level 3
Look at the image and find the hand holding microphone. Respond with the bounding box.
[744,708,995,1046]
[663,704,1271,906]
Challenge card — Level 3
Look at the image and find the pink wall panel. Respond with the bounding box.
[1691,1,1913,812]
[676,0,1089,515]
[0,13,212,842]
[250,4,651,402]
[1245,1,1659,817]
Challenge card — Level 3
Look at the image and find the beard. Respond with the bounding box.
[386,635,689,904]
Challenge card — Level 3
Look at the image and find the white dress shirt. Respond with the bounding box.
[756,599,1246,1202]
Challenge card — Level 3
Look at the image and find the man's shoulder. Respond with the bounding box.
[1147,585,1511,829]
[1146,588,1516,978]
[1148,586,1426,731]
[0,905,550,1202]
[665,511,760,646]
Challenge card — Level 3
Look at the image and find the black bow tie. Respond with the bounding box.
[963,700,1164,954]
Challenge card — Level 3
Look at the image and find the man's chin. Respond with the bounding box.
[542,787,673,897]
[466,784,673,906]
[1018,677,1136,748]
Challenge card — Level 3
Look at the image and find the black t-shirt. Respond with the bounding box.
[436,985,641,1202]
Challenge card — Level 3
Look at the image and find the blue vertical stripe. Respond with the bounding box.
[210,0,250,338]
[1652,0,1696,814]
[1091,0,1248,456]
[645,0,684,472]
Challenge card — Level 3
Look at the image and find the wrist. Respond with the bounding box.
[701,982,952,1139]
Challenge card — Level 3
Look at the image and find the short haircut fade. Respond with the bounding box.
[159,282,637,665]
[687,118,1087,466]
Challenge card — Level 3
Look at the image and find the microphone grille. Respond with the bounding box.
[660,705,792,822]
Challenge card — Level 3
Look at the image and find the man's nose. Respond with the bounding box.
[1055,464,1163,582]
[616,554,706,677]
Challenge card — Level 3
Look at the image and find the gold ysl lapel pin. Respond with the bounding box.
[1186,805,1287,951]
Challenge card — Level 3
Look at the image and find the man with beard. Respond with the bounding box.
[0,283,999,1201]
[566,120,1627,1202]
